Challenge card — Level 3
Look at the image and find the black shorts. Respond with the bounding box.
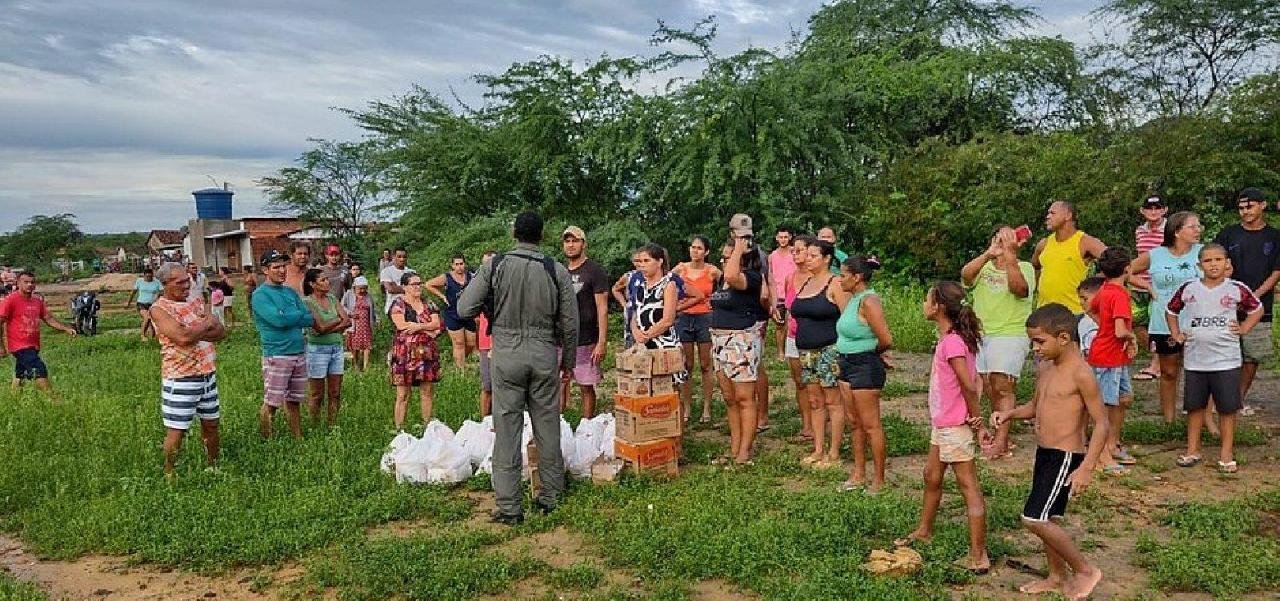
[837,351,886,390]
[13,348,48,380]
[137,302,153,311]
[675,313,712,344]
[1184,368,1242,414]
[442,310,477,333]
[1022,447,1085,522]
[1148,334,1183,356]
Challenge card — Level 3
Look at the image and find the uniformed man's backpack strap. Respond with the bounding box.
[483,251,560,338]
[482,253,506,336]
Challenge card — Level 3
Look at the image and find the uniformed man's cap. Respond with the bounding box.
[729,213,753,238]
[562,226,586,241]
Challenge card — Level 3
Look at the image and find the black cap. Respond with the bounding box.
[259,249,287,267]
[1239,187,1265,203]
[1142,196,1165,209]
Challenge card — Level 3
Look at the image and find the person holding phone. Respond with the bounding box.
[710,218,769,465]
[961,225,1035,460]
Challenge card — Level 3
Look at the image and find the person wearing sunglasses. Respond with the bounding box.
[1213,187,1280,417]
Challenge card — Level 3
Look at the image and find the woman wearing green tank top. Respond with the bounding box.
[835,256,893,494]
[303,268,350,428]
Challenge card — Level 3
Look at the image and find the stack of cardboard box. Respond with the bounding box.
[613,346,685,476]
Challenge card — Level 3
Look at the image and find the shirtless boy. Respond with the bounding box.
[991,303,1109,600]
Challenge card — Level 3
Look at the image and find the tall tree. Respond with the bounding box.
[258,139,391,242]
[1,214,83,268]
[1093,0,1280,115]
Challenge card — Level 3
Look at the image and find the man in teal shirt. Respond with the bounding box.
[252,250,317,439]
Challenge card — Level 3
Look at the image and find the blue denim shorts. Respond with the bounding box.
[1092,366,1132,406]
[306,344,345,378]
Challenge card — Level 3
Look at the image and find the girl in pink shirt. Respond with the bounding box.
[898,281,990,574]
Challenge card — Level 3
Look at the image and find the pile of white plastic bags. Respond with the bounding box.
[380,413,617,485]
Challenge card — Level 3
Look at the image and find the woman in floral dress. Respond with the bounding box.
[389,272,442,430]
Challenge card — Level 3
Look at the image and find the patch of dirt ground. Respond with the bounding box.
[0,536,300,601]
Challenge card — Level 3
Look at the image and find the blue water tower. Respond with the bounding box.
[192,185,233,219]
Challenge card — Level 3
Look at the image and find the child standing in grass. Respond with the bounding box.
[1075,277,1104,357]
[992,303,1108,600]
[1085,247,1137,476]
[896,281,990,574]
[1167,243,1261,474]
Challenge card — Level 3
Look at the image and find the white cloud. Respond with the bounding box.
[0,148,275,233]
[0,0,1105,233]
[692,0,790,25]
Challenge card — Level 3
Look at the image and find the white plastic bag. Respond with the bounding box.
[599,414,617,460]
[559,417,575,460]
[423,435,473,484]
[394,436,434,484]
[381,431,419,474]
[567,431,603,477]
[455,420,482,443]
[575,414,606,440]
[422,419,455,443]
[455,420,495,467]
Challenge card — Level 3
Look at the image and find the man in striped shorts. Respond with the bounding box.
[252,250,317,439]
[150,262,227,476]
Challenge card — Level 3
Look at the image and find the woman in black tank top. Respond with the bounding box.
[792,238,850,467]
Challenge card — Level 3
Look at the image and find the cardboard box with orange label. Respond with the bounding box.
[614,437,680,476]
[615,393,681,442]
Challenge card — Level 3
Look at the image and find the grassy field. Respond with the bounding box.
[0,287,1277,599]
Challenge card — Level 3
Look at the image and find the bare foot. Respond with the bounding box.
[893,530,931,546]
[954,553,991,574]
[1064,567,1102,600]
[1018,577,1062,594]
[983,445,1013,460]
[865,480,884,495]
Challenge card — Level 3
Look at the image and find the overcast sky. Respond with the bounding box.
[0,0,1103,234]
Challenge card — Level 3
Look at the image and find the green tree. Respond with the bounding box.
[1093,0,1280,116]
[258,139,390,245]
[1,214,83,269]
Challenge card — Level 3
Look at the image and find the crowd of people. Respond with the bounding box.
[2,186,1277,598]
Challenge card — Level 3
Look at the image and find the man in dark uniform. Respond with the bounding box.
[458,211,579,525]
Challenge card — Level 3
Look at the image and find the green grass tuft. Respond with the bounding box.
[300,529,543,600]
[1122,419,1269,447]
[1135,488,1280,597]
[546,561,606,591]
[0,572,46,601]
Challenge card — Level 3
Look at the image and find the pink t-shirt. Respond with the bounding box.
[927,331,976,428]
[783,275,799,337]
[769,248,797,301]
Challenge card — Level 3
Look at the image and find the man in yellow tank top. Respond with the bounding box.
[1032,201,1108,313]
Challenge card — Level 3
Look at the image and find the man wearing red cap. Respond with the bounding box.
[320,243,351,302]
